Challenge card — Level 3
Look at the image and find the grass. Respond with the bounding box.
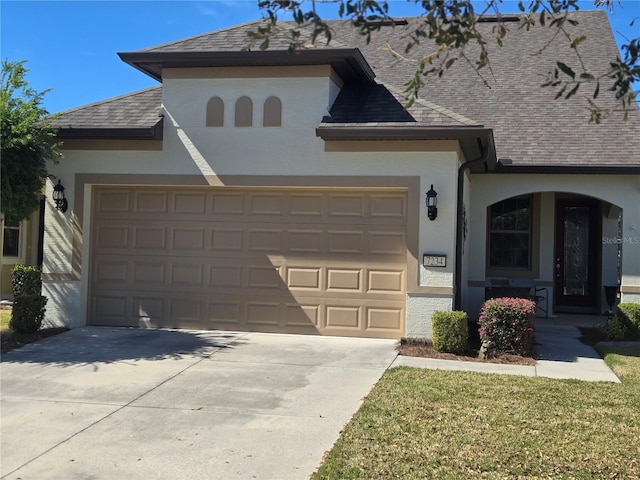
[0,309,11,330]
[314,345,640,479]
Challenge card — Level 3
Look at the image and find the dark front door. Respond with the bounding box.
[554,199,599,312]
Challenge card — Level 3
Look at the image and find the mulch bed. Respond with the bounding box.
[397,325,612,366]
[1,328,70,354]
[397,337,537,366]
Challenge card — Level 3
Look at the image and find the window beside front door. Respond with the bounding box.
[2,215,22,258]
[488,195,533,271]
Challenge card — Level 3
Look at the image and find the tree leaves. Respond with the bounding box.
[556,61,575,79]
[250,0,638,121]
[1,60,61,221]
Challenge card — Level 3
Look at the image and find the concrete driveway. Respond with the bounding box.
[1,327,398,480]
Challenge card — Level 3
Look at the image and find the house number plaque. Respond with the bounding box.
[423,254,446,267]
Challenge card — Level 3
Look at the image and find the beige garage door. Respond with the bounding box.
[90,186,407,338]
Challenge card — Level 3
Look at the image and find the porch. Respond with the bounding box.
[462,175,640,321]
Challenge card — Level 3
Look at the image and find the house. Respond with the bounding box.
[1,207,44,300]
[44,10,640,339]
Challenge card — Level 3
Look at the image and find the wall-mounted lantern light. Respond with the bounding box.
[52,180,68,213]
[425,184,437,221]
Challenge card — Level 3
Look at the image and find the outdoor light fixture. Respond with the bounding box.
[426,184,438,221]
[52,180,68,213]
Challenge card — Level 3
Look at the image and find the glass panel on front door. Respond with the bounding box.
[563,206,590,296]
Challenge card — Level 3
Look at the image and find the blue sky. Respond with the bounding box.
[1,0,638,114]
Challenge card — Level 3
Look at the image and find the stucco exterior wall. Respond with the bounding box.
[43,70,464,334]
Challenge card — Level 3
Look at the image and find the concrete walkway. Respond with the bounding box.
[393,317,621,383]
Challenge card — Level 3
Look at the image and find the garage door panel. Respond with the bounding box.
[171,264,204,286]
[326,305,361,329]
[133,263,166,284]
[287,267,321,290]
[247,266,283,289]
[134,296,164,321]
[169,299,202,323]
[91,187,407,338]
[210,266,243,287]
[370,232,406,255]
[285,303,320,328]
[289,194,324,216]
[329,195,365,217]
[246,302,281,326]
[173,192,207,214]
[211,229,243,251]
[134,227,167,249]
[249,193,284,215]
[207,300,241,324]
[287,230,323,253]
[93,295,127,319]
[96,190,131,212]
[326,269,362,293]
[248,229,283,252]
[95,226,129,249]
[211,193,244,215]
[366,307,404,331]
[370,194,407,219]
[172,228,206,250]
[328,231,363,254]
[134,191,168,213]
[95,261,128,282]
[368,270,404,294]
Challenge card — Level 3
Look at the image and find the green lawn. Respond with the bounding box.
[0,309,11,330]
[314,345,640,479]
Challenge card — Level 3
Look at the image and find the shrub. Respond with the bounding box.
[478,297,536,358]
[10,265,47,334]
[11,265,42,297]
[10,294,48,334]
[617,303,640,336]
[602,303,640,341]
[432,311,468,354]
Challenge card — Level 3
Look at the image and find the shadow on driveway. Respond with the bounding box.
[0,327,245,367]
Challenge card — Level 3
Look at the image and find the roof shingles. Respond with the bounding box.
[54,86,162,130]
[55,11,640,167]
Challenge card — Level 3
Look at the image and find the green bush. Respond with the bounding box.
[11,265,42,297]
[10,265,47,334]
[602,303,640,341]
[10,294,47,334]
[618,303,640,335]
[432,311,468,354]
[478,297,536,358]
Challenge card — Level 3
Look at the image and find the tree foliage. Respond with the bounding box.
[1,60,61,222]
[251,0,639,122]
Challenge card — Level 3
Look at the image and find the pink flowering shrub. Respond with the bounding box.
[478,297,536,358]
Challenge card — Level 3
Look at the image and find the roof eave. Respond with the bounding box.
[492,164,640,174]
[117,49,376,84]
[55,119,164,141]
[315,124,492,140]
[316,124,497,171]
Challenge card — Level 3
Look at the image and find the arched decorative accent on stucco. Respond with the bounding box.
[263,96,282,127]
[206,96,224,127]
[235,96,253,127]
